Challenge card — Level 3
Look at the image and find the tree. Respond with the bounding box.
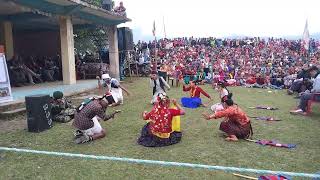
[74,26,109,57]
[74,0,115,57]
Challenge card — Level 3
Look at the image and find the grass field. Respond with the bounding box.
[0,78,319,180]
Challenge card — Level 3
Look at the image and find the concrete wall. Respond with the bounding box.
[13,30,60,57]
[0,25,4,46]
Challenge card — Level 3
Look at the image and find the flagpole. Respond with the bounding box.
[154,35,157,71]
[163,16,167,39]
[303,19,310,62]
[152,20,157,71]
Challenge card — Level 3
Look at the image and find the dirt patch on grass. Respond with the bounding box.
[0,114,27,133]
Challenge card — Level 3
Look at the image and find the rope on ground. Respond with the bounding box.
[0,147,319,178]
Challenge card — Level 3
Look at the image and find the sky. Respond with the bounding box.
[114,0,320,42]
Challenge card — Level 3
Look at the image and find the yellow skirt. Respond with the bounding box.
[170,104,181,132]
[148,104,181,139]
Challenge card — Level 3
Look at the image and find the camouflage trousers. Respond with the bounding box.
[52,108,76,123]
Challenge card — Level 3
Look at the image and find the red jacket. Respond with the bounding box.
[183,85,211,98]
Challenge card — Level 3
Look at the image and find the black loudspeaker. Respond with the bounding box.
[124,28,133,50]
[117,27,133,51]
[117,28,125,51]
[25,94,52,132]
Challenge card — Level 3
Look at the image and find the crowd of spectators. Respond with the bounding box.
[7,54,62,87]
[135,37,320,93]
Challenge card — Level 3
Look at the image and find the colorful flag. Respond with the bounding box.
[302,20,310,50]
[152,20,156,37]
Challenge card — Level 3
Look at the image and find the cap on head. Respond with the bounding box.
[53,91,63,99]
[102,74,111,80]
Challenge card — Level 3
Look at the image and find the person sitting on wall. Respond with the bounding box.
[114,1,126,17]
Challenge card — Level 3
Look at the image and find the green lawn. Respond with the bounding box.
[0,78,319,180]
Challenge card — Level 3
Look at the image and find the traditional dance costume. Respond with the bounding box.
[181,85,211,108]
[150,77,170,104]
[214,105,252,139]
[138,101,184,147]
[102,76,123,104]
[211,88,229,112]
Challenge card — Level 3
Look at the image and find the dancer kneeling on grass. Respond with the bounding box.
[181,80,212,108]
[73,94,120,144]
[202,97,253,141]
[211,81,232,112]
[138,93,185,147]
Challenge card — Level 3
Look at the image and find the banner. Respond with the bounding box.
[0,53,13,103]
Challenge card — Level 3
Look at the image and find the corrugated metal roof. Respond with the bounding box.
[0,0,131,27]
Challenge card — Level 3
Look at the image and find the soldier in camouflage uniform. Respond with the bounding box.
[51,91,76,123]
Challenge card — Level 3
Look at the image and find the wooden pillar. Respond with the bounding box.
[2,21,14,60]
[59,16,76,85]
[108,25,120,80]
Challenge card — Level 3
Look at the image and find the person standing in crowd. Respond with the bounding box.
[150,70,171,104]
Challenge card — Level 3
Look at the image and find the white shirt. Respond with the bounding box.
[311,74,320,93]
[220,89,229,99]
[150,77,170,93]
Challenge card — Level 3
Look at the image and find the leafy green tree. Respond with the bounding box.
[74,0,116,56]
[74,26,109,57]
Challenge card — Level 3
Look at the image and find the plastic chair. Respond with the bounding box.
[158,71,167,81]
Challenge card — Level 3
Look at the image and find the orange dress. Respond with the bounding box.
[214,105,252,139]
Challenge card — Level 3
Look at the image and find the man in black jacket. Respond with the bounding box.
[150,70,170,104]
